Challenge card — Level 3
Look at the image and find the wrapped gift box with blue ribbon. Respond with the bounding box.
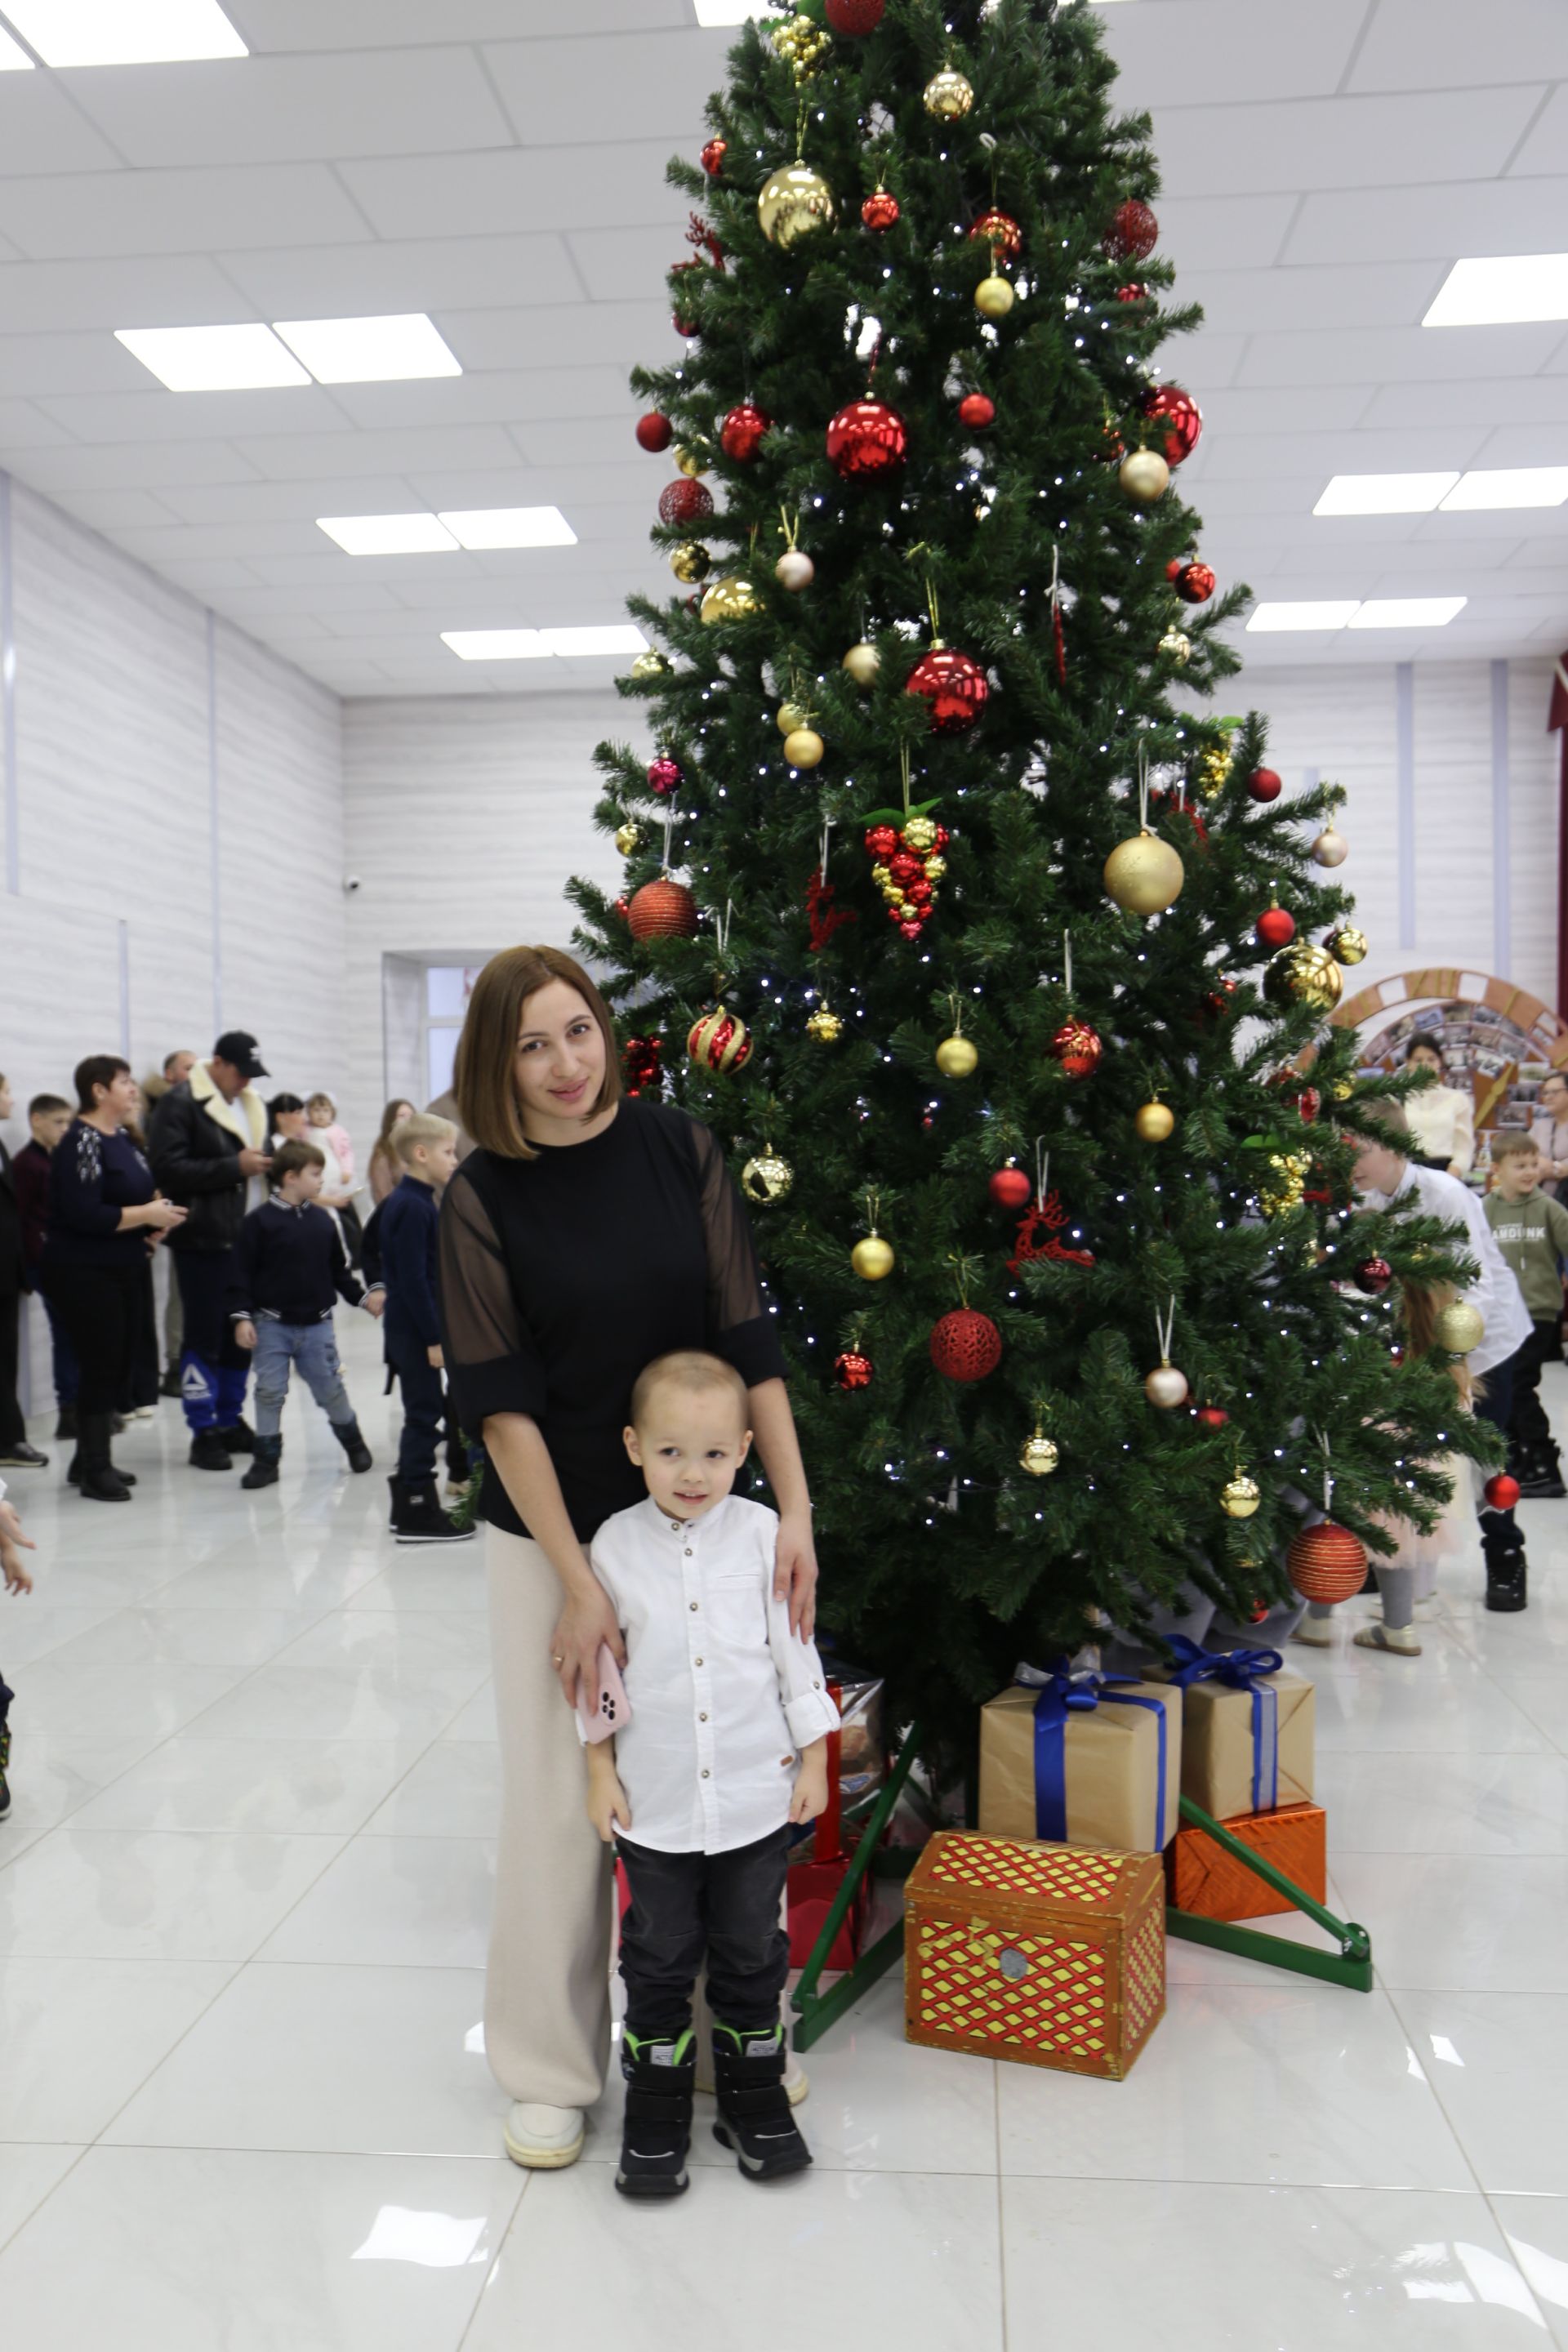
[978,1662,1183,1854]
[1155,1638,1315,1821]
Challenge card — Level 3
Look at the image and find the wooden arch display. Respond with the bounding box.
[1332,968,1567,1139]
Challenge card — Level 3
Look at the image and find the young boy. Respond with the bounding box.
[586,1349,838,2201]
[0,1474,36,1820]
[1485,1130,1568,1497]
[228,1139,384,1490]
[11,1094,77,1440]
[380,1112,470,1544]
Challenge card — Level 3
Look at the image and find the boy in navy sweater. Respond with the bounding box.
[228,1140,384,1490]
[380,1112,470,1544]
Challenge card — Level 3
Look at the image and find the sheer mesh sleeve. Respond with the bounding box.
[689,1118,789,1390]
[438,1168,549,1428]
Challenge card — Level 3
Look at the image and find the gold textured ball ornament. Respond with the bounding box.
[740,1152,794,1206]
[1145,1361,1190,1410]
[1263,942,1343,1015]
[1220,1472,1262,1520]
[1258,1151,1310,1218]
[630,650,670,682]
[902,815,938,853]
[935,1033,978,1079]
[1135,1099,1175,1143]
[1312,825,1349,869]
[1020,1427,1060,1478]
[1118,448,1170,505]
[1158,627,1192,666]
[700,575,761,626]
[1104,827,1184,917]
[842,641,880,688]
[805,1004,844,1044]
[852,1234,895,1282]
[670,542,711,583]
[783,726,825,769]
[757,160,835,249]
[613,821,643,856]
[1328,924,1368,965]
[776,702,810,735]
[974,274,1015,319]
[924,66,974,118]
[673,444,709,478]
[1198,742,1233,799]
[1433,1300,1486,1356]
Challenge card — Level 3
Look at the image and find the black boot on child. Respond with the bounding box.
[332,1418,373,1473]
[241,1433,283,1490]
[615,2029,695,2200]
[711,2022,813,2181]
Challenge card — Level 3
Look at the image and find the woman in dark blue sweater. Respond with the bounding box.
[43,1057,187,1500]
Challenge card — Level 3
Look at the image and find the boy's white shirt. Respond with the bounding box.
[1363,1160,1532,1377]
[586,1490,840,1855]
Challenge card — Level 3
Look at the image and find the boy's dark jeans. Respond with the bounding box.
[1508,1317,1563,1453]
[391,1348,444,1484]
[617,1825,791,2039]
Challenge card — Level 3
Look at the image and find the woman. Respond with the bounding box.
[1401,1036,1475,1178]
[368,1098,414,1207]
[42,1056,185,1499]
[439,946,818,2174]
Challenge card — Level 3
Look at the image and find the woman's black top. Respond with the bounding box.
[439,1098,787,1543]
[43,1120,155,1272]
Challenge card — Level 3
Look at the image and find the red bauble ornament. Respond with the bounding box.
[621,1035,664,1095]
[1356,1256,1393,1294]
[958,390,996,430]
[657,478,713,527]
[612,895,630,923]
[626,878,698,942]
[646,755,684,796]
[1203,978,1239,1020]
[700,137,727,178]
[1114,283,1148,304]
[1485,1472,1521,1512]
[863,822,898,860]
[1248,767,1283,804]
[826,0,884,28]
[969,208,1022,264]
[826,399,908,479]
[862,189,900,233]
[989,1166,1033,1212]
[1196,1405,1230,1429]
[1140,383,1202,464]
[719,401,772,462]
[930,1307,1003,1383]
[1256,905,1296,950]
[1294,1087,1321,1124]
[1287,1521,1368,1606]
[1050,1018,1102,1080]
[834,1348,874,1392]
[1170,559,1216,605]
[905,645,988,737]
[1104,198,1158,261]
[635,412,673,453]
[888,850,922,886]
[687,1004,752,1075]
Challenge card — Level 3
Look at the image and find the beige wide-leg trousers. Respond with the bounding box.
[483,1526,613,2110]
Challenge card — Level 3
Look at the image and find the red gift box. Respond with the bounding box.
[787,1678,870,1969]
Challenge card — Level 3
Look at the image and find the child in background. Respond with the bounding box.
[306,1093,354,1183]
[11,1094,77,1440]
[380,1112,470,1545]
[1484,1130,1568,1498]
[0,1475,36,1821]
[585,1350,838,2201]
[307,1090,363,1266]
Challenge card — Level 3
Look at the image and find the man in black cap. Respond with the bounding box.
[149,1032,273,1471]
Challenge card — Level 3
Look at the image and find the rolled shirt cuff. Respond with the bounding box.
[784,1685,841,1748]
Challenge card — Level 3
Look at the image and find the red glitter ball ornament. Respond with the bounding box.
[687,1004,752,1075]
[1287,1520,1368,1606]
[826,398,908,479]
[862,188,900,233]
[719,401,772,462]
[635,412,674,453]
[1248,767,1283,804]
[989,1166,1033,1212]
[1256,905,1296,950]
[1050,1018,1102,1081]
[1356,1256,1393,1294]
[1196,1405,1230,1429]
[905,644,988,737]
[930,1307,1003,1383]
[621,1035,664,1096]
[826,0,885,27]
[969,207,1022,264]
[863,822,898,860]
[657,478,713,527]
[1485,1472,1521,1512]
[1170,559,1215,604]
[626,877,698,942]
[834,1348,875,1392]
[1104,197,1158,261]
[646,755,684,796]
[1140,383,1202,464]
[700,136,727,178]
[958,390,996,430]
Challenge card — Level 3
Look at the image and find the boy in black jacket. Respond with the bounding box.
[228,1141,384,1491]
[379,1112,470,1544]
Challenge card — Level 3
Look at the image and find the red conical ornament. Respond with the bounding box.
[930,1307,1003,1383]
[1140,383,1202,463]
[719,401,772,461]
[635,412,673,453]
[657,478,713,526]
[687,1004,753,1075]
[626,878,698,942]
[826,399,908,479]
[1287,1521,1368,1605]
[621,1035,664,1095]
[905,644,987,736]
[1104,198,1158,261]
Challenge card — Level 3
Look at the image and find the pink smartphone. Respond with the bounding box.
[578,1643,631,1744]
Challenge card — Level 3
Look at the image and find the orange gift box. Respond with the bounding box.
[1165,1801,1326,1923]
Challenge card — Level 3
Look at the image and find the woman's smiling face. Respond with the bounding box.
[512,978,608,1130]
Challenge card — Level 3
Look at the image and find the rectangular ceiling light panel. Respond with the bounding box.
[693,3,764,21]
[4,1,247,65]
[1424,254,1568,327]
[1314,473,1459,516]
[114,323,307,390]
[1348,598,1467,630]
[1440,467,1568,511]
[273,314,461,385]
[1245,601,1363,633]
[439,507,577,550]
[442,625,647,662]
[318,514,459,556]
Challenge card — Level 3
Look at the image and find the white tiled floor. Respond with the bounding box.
[1,1319,1565,2349]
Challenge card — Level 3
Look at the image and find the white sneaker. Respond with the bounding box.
[1354,1622,1422,1657]
[131,1405,158,1421]
[503,2101,586,2170]
[784,2051,809,2108]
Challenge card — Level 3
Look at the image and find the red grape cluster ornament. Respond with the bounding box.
[863,758,949,940]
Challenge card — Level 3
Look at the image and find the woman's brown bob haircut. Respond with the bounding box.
[454,945,621,1160]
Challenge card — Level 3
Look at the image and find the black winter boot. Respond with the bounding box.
[390,1475,473,1544]
[615,2029,695,2200]
[189,1428,233,1472]
[241,1433,283,1490]
[76,1412,131,1502]
[215,1418,256,1456]
[711,2021,813,2181]
[1485,1542,1529,1613]
[331,1418,373,1473]
[54,1405,78,1441]
[1517,1442,1566,1500]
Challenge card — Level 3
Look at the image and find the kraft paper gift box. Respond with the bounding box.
[1156,1640,1315,1820]
[978,1668,1183,1854]
[1165,1801,1327,1922]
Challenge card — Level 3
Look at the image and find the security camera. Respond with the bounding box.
[342,875,361,895]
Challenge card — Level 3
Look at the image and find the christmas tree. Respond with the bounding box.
[568,0,1495,1757]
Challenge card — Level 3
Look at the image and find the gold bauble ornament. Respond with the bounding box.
[784,726,825,768]
[935,1034,978,1079]
[974,274,1015,319]
[674,444,709,478]
[902,815,938,852]
[1263,942,1343,1015]
[871,862,892,886]
[773,12,832,80]
[740,1152,794,1206]
[842,641,880,688]
[924,66,974,118]
[776,701,810,735]
[1104,828,1184,917]
[1135,1099,1175,1143]
[1312,824,1349,868]
[1020,1427,1060,1477]
[1158,627,1192,666]
[1329,924,1368,966]
[630,650,670,681]
[1258,1151,1309,1218]
[700,574,761,626]
[1118,448,1170,504]
[924,854,947,882]
[1433,1300,1486,1355]
[757,160,835,248]
[852,1234,895,1281]
[805,1004,844,1043]
[1145,1361,1190,1410]
[1220,1472,1262,1520]
[670,542,711,583]
[613,820,643,856]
